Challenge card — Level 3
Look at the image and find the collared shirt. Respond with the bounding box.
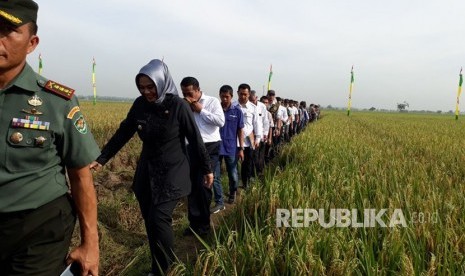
[256,101,270,138]
[267,111,274,128]
[219,104,244,156]
[277,105,288,124]
[234,100,262,147]
[292,106,299,117]
[193,93,225,143]
[303,109,309,122]
[285,106,292,125]
[289,106,295,121]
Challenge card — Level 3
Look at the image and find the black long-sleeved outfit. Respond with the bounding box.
[96,94,211,275]
[97,94,211,203]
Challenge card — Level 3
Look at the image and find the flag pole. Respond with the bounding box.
[267,64,273,92]
[347,65,354,116]
[92,58,97,105]
[38,54,43,75]
[455,67,463,120]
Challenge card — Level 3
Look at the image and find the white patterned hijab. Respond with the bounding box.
[136,59,178,103]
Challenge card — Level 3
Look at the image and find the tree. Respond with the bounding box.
[369,107,376,111]
[397,101,409,112]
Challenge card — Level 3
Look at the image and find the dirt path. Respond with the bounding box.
[93,171,243,275]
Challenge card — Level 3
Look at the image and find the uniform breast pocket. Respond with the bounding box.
[5,128,54,172]
[226,115,238,124]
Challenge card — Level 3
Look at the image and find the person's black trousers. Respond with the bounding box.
[187,141,220,231]
[253,141,266,176]
[241,146,254,188]
[265,141,273,163]
[137,196,179,276]
[0,195,76,276]
[257,141,266,174]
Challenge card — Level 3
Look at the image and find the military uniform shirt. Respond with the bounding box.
[0,63,100,212]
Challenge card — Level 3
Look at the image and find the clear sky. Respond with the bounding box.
[27,0,464,111]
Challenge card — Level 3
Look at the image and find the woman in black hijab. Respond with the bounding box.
[91,59,212,275]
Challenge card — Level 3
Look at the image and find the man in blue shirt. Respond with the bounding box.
[212,85,244,212]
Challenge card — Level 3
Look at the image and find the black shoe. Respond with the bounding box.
[183,226,211,237]
[227,192,236,204]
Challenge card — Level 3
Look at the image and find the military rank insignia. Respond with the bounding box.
[74,115,88,134]
[44,80,75,100]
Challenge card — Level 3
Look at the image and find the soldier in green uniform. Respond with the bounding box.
[0,1,100,275]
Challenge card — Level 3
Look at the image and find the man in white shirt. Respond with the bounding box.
[276,97,288,144]
[181,77,225,236]
[290,100,300,138]
[283,99,292,142]
[235,84,262,189]
[249,90,268,175]
[260,95,274,164]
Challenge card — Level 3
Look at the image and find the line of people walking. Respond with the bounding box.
[210,86,321,216]
[92,61,322,275]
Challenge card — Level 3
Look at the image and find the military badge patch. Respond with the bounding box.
[74,115,88,134]
[44,80,75,100]
[28,95,43,106]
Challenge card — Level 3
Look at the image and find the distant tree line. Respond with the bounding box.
[77,95,135,102]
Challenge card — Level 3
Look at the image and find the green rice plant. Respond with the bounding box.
[182,110,465,275]
[79,102,465,275]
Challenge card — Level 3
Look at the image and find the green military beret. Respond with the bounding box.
[0,0,38,26]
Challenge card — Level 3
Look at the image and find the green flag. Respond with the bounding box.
[38,54,43,75]
[455,68,462,120]
[92,58,97,105]
[347,65,354,116]
[267,64,272,91]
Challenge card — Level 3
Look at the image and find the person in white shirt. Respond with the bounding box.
[181,77,225,236]
[235,84,262,189]
[276,97,288,144]
[290,100,299,138]
[260,95,274,164]
[283,99,292,142]
[249,90,269,175]
[267,91,280,144]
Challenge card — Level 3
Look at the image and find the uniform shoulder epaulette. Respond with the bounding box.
[37,78,75,100]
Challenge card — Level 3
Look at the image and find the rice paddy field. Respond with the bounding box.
[81,101,465,275]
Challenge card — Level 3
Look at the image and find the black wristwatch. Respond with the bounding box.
[239,147,245,151]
